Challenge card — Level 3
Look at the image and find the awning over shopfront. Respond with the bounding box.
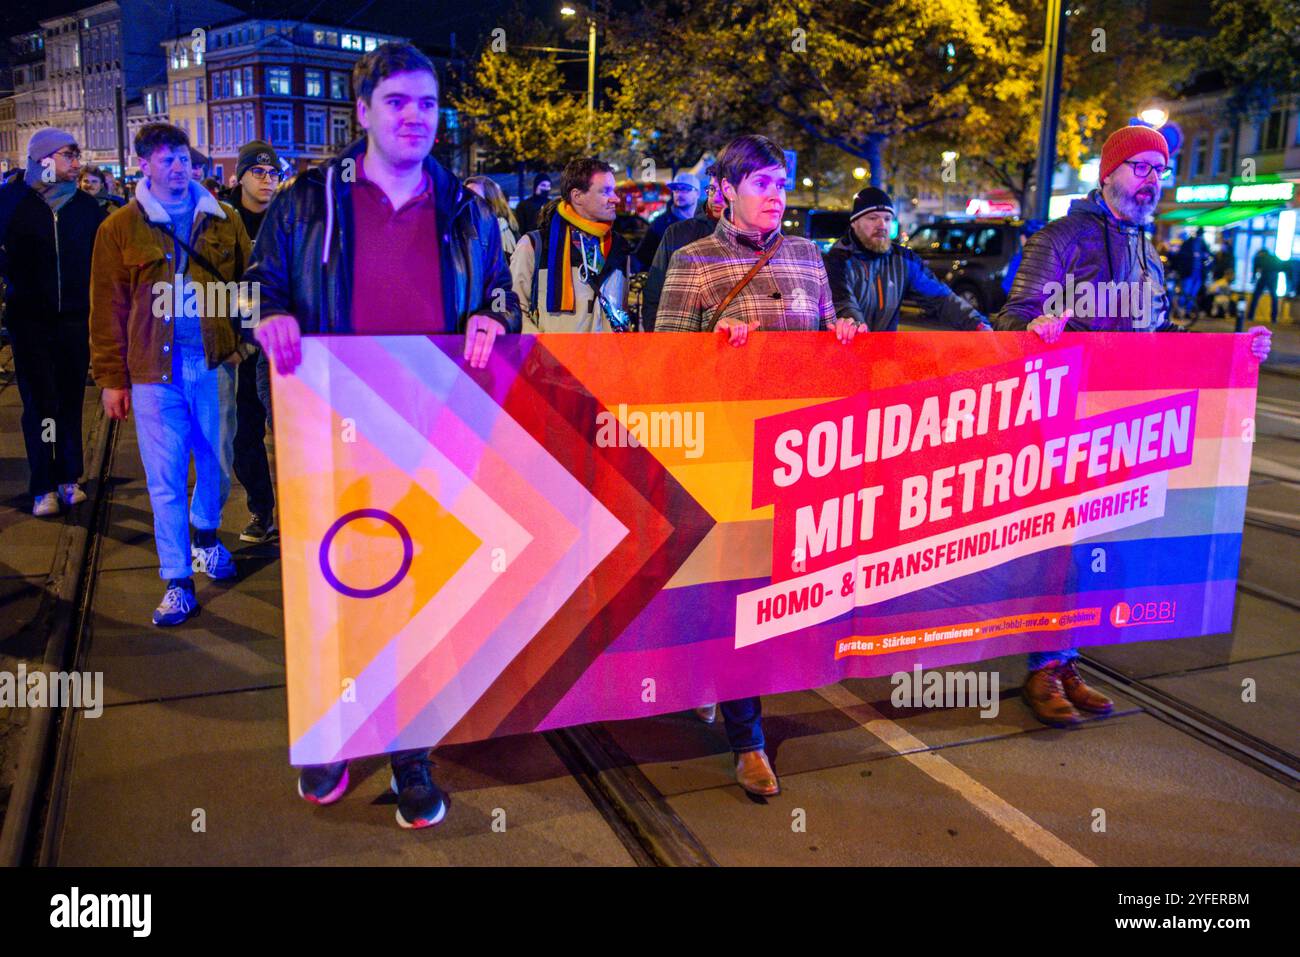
[1158,203,1284,228]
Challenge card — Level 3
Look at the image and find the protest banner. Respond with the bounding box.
[272,332,1257,763]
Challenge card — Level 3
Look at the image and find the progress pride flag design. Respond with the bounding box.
[276,332,1252,761]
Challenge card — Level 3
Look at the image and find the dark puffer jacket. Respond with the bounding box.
[243,138,520,335]
[823,232,986,331]
[996,190,1171,332]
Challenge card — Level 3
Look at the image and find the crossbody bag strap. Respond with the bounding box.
[707,234,783,331]
[151,219,225,282]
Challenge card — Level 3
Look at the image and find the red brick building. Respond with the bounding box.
[198,18,405,181]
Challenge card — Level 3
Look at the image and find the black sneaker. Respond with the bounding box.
[240,514,278,544]
[297,761,350,805]
[389,756,448,829]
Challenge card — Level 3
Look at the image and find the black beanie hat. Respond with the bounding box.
[850,186,894,222]
[533,172,551,193]
[237,140,281,182]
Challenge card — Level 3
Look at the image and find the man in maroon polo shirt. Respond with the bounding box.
[244,42,520,830]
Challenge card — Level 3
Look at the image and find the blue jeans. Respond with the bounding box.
[1026,648,1079,672]
[132,350,236,579]
[721,696,764,754]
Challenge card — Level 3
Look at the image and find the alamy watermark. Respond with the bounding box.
[890,664,999,718]
[151,277,262,328]
[0,664,103,717]
[1041,274,1162,326]
[50,887,150,937]
[595,404,705,459]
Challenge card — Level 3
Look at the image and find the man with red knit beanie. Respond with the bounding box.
[996,124,1271,728]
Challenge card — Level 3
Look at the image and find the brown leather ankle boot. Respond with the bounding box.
[735,749,780,796]
[1057,660,1114,715]
[1023,664,1082,727]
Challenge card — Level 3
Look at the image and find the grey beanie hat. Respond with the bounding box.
[24,128,77,187]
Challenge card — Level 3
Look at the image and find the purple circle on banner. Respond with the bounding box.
[319,509,414,599]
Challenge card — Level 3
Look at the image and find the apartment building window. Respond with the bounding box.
[1257,109,1289,152]
[197,116,205,147]
[331,114,350,147]
[341,33,363,51]
[243,67,253,95]
[1189,134,1207,178]
[245,108,256,139]
[267,67,291,96]
[171,47,180,69]
[196,77,204,103]
[179,48,188,69]
[330,72,349,100]
[225,113,234,149]
[305,109,325,145]
[266,107,293,146]
[233,69,243,97]
[305,70,323,98]
[364,36,378,52]
[235,111,244,145]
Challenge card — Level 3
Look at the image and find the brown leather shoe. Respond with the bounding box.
[1023,664,1082,727]
[735,749,780,796]
[695,703,717,724]
[1057,660,1114,715]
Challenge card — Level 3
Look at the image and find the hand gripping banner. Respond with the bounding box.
[273,332,1259,764]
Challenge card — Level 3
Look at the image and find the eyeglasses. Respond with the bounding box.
[247,167,282,182]
[1123,160,1173,182]
[54,148,82,161]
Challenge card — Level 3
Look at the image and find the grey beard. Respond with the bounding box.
[1102,183,1156,225]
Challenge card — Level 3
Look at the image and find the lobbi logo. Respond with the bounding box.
[1110,600,1177,627]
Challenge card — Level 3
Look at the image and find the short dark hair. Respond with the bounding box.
[715,135,785,191]
[135,122,189,160]
[352,41,438,105]
[560,157,615,204]
[78,164,105,182]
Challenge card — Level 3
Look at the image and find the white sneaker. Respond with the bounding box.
[33,492,59,517]
[153,583,199,626]
[191,540,237,580]
[58,483,87,506]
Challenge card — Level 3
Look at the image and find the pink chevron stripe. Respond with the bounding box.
[289,342,541,760]
[292,338,626,760]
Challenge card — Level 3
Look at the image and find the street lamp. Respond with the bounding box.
[1139,104,1168,129]
[852,166,866,180]
[560,2,597,151]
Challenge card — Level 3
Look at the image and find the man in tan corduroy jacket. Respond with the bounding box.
[90,122,252,627]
